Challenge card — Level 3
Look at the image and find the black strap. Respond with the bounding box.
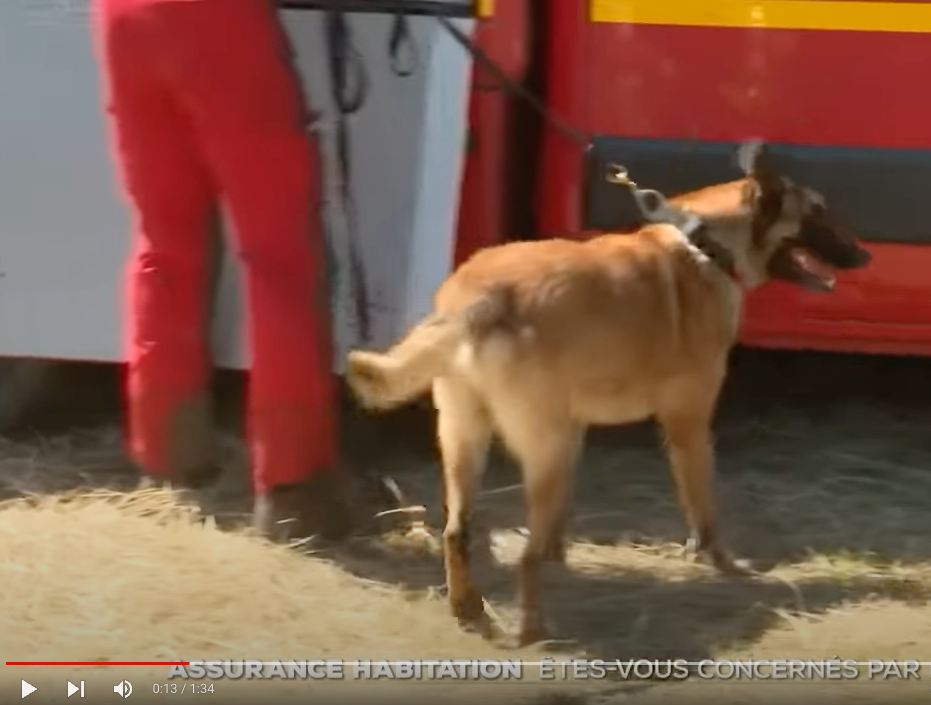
[435,15,592,155]
[324,11,372,342]
[324,11,369,115]
[388,13,419,76]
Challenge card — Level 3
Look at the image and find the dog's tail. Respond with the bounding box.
[346,287,513,411]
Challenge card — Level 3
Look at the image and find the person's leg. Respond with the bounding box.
[92,0,220,488]
[149,0,368,538]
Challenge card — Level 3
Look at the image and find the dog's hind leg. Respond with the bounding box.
[657,375,749,575]
[498,410,583,646]
[540,505,570,563]
[434,376,494,635]
[539,464,579,564]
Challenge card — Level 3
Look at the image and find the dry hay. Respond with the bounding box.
[0,488,579,704]
[0,427,132,499]
[3,357,931,702]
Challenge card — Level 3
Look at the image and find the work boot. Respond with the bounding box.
[135,473,205,515]
[135,462,222,492]
[163,394,223,489]
[252,467,409,543]
[130,393,223,490]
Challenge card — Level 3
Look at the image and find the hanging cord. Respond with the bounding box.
[324,10,373,343]
[388,12,420,76]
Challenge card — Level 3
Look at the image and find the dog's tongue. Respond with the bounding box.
[790,247,836,288]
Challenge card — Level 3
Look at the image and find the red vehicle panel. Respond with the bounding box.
[536,0,931,357]
[454,1,536,265]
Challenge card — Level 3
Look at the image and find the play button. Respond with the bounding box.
[21,680,37,699]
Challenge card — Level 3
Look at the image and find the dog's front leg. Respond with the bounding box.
[657,408,749,575]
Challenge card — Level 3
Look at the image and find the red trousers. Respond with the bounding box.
[93,0,337,493]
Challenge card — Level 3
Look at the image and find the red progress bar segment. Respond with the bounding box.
[6,662,190,666]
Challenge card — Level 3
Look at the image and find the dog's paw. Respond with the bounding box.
[712,552,755,576]
[517,623,548,648]
[684,539,756,576]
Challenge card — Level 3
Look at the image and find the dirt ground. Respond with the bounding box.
[2,348,931,704]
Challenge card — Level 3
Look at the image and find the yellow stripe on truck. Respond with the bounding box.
[590,0,931,33]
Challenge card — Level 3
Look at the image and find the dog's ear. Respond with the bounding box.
[737,139,781,194]
[737,139,766,176]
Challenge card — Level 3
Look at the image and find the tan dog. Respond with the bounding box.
[345,142,871,645]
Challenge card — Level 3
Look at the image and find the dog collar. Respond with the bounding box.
[630,188,742,285]
[687,225,741,284]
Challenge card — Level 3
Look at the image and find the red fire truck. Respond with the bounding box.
[458,0,931,357]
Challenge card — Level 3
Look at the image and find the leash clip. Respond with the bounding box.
[632,188,704,236]
[605,163,637,189]
[605,162,703,235]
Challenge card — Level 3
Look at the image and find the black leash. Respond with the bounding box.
[435,14,746,278]
[435,15,747,279]
[435,15,689,231]
[435,16,592,157]
[435,17,753,281]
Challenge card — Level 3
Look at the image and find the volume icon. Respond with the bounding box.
[113,680,133,698]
